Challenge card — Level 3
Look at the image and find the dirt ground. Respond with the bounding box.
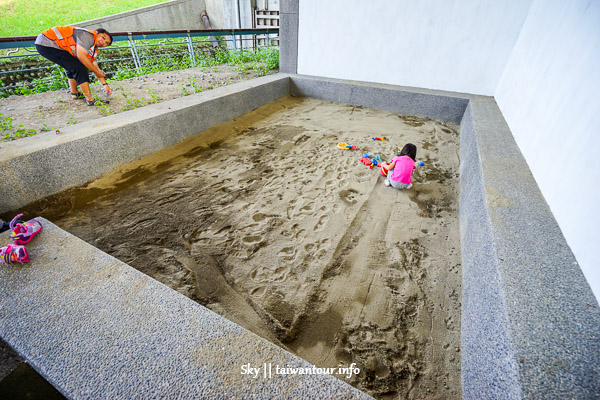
[3,93,462,399]
[0,65,267,139]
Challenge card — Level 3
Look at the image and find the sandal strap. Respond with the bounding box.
[9,213,22,231]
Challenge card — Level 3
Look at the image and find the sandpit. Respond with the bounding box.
[6,96,462,399]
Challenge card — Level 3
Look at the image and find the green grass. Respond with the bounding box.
[0,0,172,37]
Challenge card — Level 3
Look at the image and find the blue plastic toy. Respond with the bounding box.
[418,161,425,166]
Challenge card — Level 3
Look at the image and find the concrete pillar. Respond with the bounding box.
[279,0,298,73]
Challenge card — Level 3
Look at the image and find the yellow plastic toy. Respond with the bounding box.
[338,142,357,150]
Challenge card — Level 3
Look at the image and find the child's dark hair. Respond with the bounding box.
[96,28,113,45]
[399,143,417,161]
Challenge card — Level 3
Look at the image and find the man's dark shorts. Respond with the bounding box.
[36,44,90,85]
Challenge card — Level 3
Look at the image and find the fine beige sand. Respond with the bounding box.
[12,96,462,399]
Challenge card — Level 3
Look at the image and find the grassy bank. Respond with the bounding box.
[0,0,172,37]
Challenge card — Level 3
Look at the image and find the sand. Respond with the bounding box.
[6,96,462,399]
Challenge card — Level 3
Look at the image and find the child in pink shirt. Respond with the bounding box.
[381,143,418,190]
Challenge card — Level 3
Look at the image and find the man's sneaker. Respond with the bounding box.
[0,244,29,264]
[9,213,43,245]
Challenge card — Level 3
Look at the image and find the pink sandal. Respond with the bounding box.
[0,244,29,264]
[9,213,43,245]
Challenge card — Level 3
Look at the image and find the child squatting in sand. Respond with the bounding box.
[381,143,419,190]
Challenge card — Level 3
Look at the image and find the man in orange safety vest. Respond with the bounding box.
[35,26,113,106]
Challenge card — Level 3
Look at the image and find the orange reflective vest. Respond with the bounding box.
[42,26,99,62]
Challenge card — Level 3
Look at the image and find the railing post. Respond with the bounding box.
[231,30,237,50]
[59,68,68,89]
[127,33,141,71]
[186,32,196,67]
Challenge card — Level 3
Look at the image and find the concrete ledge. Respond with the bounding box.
[0,220,370,399]
[460,100,600,399]
[459,102,522,398]
[289,74,471,125]
[0,74,289,214]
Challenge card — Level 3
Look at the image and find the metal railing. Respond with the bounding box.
[0,28,279,95]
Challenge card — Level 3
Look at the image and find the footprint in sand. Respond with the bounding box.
[304,238,331,260]
[294,228,306,239]
[300,203,314,212]
[250,285,267,297]
[263,175,285,189]
[322,164,335,174]
[242,235,262,244]
[313,214,328,231]
[155,191,187,207]
[249,265,272,283]
[253,213,269,222]
[339,188,359,205]
[277,246,297,260]
[273,265,289,282]
[280,224,306,240]
[126,218,156,234]
[213,178,233,188]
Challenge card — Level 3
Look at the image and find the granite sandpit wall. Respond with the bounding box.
[1,74,598,398]
[459,100,600,399]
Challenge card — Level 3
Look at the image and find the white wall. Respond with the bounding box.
[496,0,600,300]
[297,0,533,95]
